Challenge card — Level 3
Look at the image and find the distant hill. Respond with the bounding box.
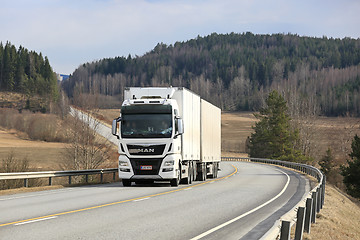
[62,32,360,116]
[0,42,58,98]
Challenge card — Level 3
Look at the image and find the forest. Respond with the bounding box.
[62,32,360,116]
[0,41,58,100]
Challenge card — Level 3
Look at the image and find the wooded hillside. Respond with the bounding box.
[0,42,58,100]
[62,32,360,116]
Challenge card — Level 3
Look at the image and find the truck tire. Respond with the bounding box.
[189,163,193,184]
[210,163,218,179]
[213,163,218,178]
[170,168,181,187]
[122,179,131,187]
[196,163,206,181]
[202,167,207,181]
[183,163,192,184]
[199,164,206,181]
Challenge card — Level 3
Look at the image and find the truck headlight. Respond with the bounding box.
[119,161,128,166]
[162,168,174,172]
[120,168,130,172]
[164,160,174,166]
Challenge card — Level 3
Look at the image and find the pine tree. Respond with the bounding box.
[341,135,360,198]
[249,90,309,162]
[319,148,334,177]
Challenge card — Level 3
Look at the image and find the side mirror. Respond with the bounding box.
[176,118,184,135]
[112,117,121,138]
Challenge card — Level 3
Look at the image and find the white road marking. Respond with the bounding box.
[14,216,58,226]
[184,188,193,191]
[133,197,150,202]
[190,168,290,240]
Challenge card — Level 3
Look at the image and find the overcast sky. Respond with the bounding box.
[1,0,359,74]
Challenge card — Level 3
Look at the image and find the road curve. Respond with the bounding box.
[0,161,309,239]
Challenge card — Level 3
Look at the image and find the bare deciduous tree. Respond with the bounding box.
[61,94,112,173]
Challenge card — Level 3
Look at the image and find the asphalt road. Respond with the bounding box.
[0,161,309,240]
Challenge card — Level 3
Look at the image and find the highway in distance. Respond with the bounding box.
[0,161,309,240]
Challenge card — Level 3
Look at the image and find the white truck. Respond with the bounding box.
[112,87,221,186]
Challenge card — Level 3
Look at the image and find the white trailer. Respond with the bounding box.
[112,87,221,186]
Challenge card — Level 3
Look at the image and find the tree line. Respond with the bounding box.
[63,32,360,116]
[0,41,58,100]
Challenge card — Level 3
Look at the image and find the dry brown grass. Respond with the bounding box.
[221,111,257,153]
[97,109,120,126]
[303,184,360,240]
[310,116,360,165]
[0,129,68,170]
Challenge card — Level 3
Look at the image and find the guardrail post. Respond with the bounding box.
[321,176,326,208]
[295,207,305,240]
[49,177,52,186]
[304,198,313,233]
[24,179,28,188]
[280,220,291,240]
[311,191,317,223]
[100,172,103,183]
[113,172,116,181]
[317,188,321,213]
[85,174,89,183]
[69,176,72,185]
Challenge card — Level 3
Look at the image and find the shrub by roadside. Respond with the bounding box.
[0,152,42,190]
[0,108,68,142]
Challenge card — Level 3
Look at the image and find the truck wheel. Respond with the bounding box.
[122,179,131,187]
[170,168,181,187]
[196,163,205,181]
[189,163,193,184]
[202,164,207,181]
[213,163,218,178]
[211,163,218,178]
[191,163,196,182]
[184,164,192,185]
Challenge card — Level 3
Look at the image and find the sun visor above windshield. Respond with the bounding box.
[121,104,172,114]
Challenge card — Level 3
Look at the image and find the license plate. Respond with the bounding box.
[140,165,152,170]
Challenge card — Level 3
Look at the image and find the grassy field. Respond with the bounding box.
[0,129,67,170]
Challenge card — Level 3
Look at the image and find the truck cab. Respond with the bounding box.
[112,87,221,187]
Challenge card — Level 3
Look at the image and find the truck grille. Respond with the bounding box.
[127,144,166,155]
[130,158,163,175]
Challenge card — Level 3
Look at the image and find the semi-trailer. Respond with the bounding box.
[112,87,221,186]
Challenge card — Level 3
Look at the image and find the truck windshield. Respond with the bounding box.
[121,105,173,138]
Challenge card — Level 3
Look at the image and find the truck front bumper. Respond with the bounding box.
[118,154,179,180]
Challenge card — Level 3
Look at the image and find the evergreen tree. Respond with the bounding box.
[0,41,59,110]
[341,135,360,198]
[319,147,335,177]
[249,90,309,162]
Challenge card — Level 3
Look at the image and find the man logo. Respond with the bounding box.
[129,148,155,154]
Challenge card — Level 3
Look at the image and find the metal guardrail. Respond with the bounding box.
[222,157,325,240]
[1,157,324,239]
[0,168,118,187]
